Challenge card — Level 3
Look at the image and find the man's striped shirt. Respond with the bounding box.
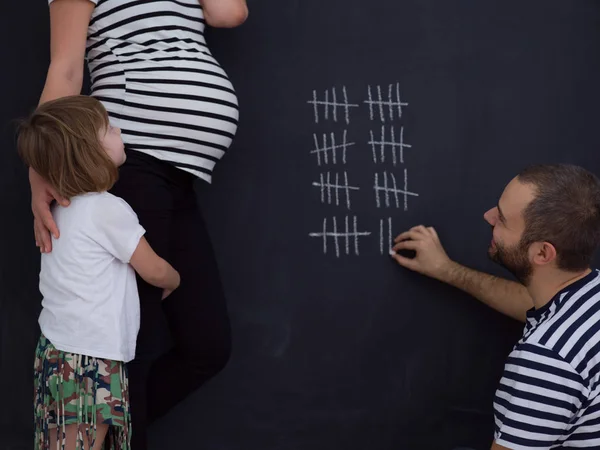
[494,269,600,448]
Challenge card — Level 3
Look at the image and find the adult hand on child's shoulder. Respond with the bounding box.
[29,167,70,253]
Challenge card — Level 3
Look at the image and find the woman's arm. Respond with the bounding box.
[40,0,95,103]
[199,0,248,28]
[32,0,95,254]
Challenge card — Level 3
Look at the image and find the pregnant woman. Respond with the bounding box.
[30,0,247,448]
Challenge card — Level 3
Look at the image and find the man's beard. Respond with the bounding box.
[489,239,533,286]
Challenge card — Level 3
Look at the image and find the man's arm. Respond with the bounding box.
[391,225,533,322]
[491,442,510,450]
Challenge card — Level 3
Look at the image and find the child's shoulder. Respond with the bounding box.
[77,192,138,222]
[74,192,133,211]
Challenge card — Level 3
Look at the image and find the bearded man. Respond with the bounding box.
[392,164,600,449]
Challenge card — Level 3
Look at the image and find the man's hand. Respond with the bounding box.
[391,225,454,282]
[29,167,70,253]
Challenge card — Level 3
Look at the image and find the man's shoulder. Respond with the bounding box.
[526,270,600,379]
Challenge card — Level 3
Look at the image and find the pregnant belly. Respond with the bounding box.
[105,68,240,161]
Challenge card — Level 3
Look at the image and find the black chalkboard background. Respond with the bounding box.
[2,1,600,449]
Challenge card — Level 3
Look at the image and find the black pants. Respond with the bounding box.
[110,150,232,450]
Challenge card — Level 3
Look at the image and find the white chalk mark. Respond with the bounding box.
[396,83,403,120]
[332,87,337,122]
[309,216,371,257]
[311,90,319,124]
[332,216,340,257]
[390,126,397,166]
[345,216,350,256]
[353,216,361,255]
[390,172,400,208]
[342,87,353,125]
[367,125,412,166]
[330,132,337,165]
[312,171,360,210]
[377,85,385,123]
[403,168,410,211]
[319,173,325,202]
[320,218,327,253]
[380,126,385,163]
[311,130,355,166]
[342,130,348,164]
[388,217,393,253]
[374,170,419,211]
[399,127,410,164]
[364,83,409,122]
[367,86,374,120]
[343,172,352,209]
[374,173,381,208]
[388,84,394,122]
[379,218,384,255]
[384,171,390,208]
[379,217,393,255]
[307,86,359,125]
[369,130,376,163]
[335,173,340,206]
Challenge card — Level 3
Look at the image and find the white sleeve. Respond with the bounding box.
[86,194,146,264]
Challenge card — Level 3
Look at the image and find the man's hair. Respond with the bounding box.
[518,163,600,271]
[17,95,118,199]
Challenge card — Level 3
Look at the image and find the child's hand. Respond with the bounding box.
[161,270,180,300]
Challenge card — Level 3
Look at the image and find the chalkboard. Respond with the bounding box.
[3,1,600,449]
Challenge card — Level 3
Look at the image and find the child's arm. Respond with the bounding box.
[86,194,180,298]
[130,237,180,293]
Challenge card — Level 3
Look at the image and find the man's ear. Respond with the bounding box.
[530,241,557,266]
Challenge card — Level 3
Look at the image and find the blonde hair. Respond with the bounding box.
[17,95,118,199]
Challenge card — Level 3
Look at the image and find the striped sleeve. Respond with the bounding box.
[493,342,588,449]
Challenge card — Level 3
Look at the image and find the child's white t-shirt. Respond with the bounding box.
[38,192,145,363]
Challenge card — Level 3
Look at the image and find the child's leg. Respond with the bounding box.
[48,424,109,450]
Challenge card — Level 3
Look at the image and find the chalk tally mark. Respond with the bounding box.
[309,216,371,257]
[364,83,408,122]
[374,169,419,211]
[312,171,360,210]
[308,86,359,125]
[311,130,355,166]
[379,217,393,255]
[368,125,412,165]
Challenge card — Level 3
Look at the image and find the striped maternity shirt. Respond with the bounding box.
[49,0,240,183]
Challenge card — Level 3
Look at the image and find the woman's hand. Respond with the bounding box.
[30,167,70,253]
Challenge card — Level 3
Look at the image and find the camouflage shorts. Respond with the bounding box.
[33,335,131,450]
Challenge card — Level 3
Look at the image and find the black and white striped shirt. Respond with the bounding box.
[494,270,600,448]
[48,0,239,183]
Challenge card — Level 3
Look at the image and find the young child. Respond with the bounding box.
[17,95,181,450]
